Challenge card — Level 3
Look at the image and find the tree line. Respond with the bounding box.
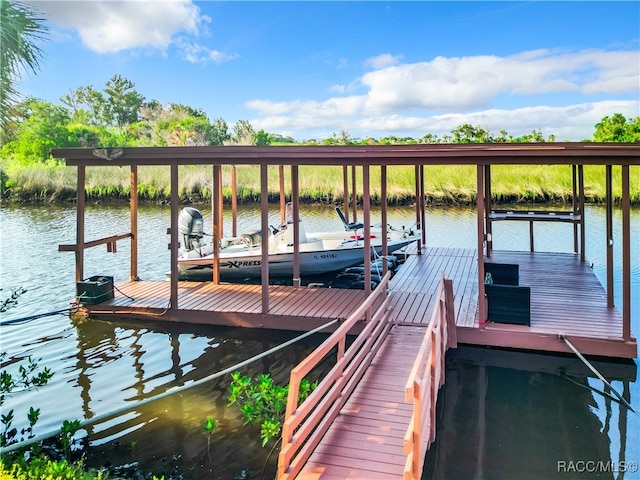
[1,74,639,166]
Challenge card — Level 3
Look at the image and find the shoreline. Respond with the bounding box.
[2,191,638,207]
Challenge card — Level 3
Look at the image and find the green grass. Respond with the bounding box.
[1,159,639,205]
[1,456,106,480]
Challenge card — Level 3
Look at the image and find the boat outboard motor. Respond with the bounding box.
[178,207,204,251]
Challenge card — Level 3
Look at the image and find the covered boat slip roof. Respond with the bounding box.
[52,143,640,167]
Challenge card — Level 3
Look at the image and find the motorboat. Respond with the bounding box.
[176,205,419,281]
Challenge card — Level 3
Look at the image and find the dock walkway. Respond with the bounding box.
[92,279,368,331]
[295,325,428,479]
[91,245,632,357]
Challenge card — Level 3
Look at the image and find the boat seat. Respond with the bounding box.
[335,207,364,232]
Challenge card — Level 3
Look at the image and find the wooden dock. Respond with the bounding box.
[86,280,369,332]
[86,245,634,358]
[295,325,428,479]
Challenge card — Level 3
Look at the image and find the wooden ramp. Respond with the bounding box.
[279,263,456,479]
[296,326,427,479]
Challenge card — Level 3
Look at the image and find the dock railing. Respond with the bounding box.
[277,271,393,479]
[403,274,457,480]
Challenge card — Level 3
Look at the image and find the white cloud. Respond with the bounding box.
[365,53,402,70]
[174,38,237,64]
[247,48,639,140]
[360,49,639,114]
[250,100,639,142]
[26,0,225,62]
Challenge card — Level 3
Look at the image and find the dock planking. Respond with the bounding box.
[296,326,427,479]
[88,280,369,331]
[89,245,631,354]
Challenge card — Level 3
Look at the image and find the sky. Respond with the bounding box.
[18,1,640,142]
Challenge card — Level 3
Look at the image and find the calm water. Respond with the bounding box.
[0,203,638,479]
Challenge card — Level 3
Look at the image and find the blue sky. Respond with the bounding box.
[20,1,640,141]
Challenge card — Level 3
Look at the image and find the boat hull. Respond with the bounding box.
[178,237,416,281]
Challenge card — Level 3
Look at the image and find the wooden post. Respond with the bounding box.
[572,165,578,254]
[477,164,486,326]
[415,165,422,253]
[444,279,457,348]
[279,165,286,225]
[605,165,614,308]
[485,164,493,256]
[261,164,270,313]
[130,165,139,281]
[621,165,631,341]
[351,165,358,222]
[292,165,301,288]
[342,165,350,222]
[529,221,535,253]
[217,165,224,239]
[420,164,426,247]
[381,165,388,277]
[76,165,86,283]
[231,165,238,237]
[363,164,372,299]
[578,164,586,262]
[212,165,221,284]
[170,164,179,309]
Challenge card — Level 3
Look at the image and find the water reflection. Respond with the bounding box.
[69,318,325,478]
[424,347,636,480]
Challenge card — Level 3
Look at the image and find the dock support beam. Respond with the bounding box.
[578,165,586,262]
[261,164,270,313]
[231,166,238,237]
[292,165,301,288]
[420,165,426,247]
[476,165,486,326]
[75,165,86,282]
[279,165,286,225]
[130,166,139,281]
[605,165,614,307]
[363,165,372,298]
[212,165,222,284]
[484,164,492,255]
[170,164,179,309]
[621,165,631,341]
[415,165,423,253]
[342,165,350,222]
[381,165,388,277]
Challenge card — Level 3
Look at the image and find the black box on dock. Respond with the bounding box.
[76,276,114,304]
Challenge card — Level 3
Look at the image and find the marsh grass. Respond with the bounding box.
[2,160,638,205]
